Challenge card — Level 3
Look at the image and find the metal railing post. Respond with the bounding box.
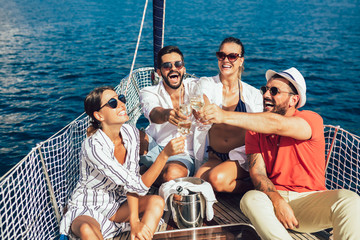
[37,144,62,223]
[325,125,340,170]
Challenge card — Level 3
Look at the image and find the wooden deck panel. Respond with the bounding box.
[112,190,331,240]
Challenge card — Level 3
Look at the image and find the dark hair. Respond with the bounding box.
[84,86,114,130]
[219,37,245,57]
[157,45,184,69]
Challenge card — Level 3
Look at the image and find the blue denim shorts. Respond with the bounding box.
[139,135,195,176]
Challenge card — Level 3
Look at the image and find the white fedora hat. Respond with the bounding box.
[265,67,306,108]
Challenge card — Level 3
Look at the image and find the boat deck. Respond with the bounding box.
[113,191,332,240]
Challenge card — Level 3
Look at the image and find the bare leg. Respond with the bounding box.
[194,157,222,180]
[71,215,103,240]
[110,195,165,235]
[138,195,165,232]
[140,161,188,187]
[207,160,253,193]
[154,161,188,186]
[195,153,252,193]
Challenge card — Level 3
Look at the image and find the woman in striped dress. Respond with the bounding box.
[59,86,185,240]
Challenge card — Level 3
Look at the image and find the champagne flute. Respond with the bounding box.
[190,81,207,131]
[178,87,192,136]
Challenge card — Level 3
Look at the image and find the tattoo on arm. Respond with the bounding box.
[248,154,256,169]
[248,153,276,193]
[254,176,276,192]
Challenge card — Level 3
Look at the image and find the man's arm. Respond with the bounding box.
[139,88,174,124]
[149,107,187,126]
[248,153,299,229]
[148,107,172,124]
[202,104,311,140]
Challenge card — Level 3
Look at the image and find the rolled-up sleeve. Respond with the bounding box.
[140,88,161,119]
[245,130,261,155]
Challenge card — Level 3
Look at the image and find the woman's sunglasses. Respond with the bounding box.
[260,86,295,96]
[98,94,126,110]
[161,61,184,71]
[216,52,241,62]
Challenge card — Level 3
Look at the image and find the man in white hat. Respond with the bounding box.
[200,67,360,239]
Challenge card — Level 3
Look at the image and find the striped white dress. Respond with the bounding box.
[59,124,149,239]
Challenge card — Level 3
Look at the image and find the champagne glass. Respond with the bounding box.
[178,88,192,136]
[190,81,207,131]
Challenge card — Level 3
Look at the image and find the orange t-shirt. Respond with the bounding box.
[245,110,326,192]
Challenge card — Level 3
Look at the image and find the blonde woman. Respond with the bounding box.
[195,37,263,193]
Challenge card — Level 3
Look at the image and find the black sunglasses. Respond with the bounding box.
[161,61,184,70]
[216,52,241,62]
[260,86,295,96]
[98,94,126,110]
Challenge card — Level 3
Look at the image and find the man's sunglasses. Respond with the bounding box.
[161,61,184,70]
[216,52,241,62]
[98,94,126,110]
[260,86,295,96]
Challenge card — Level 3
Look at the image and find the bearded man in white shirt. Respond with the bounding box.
[140,46,196,186]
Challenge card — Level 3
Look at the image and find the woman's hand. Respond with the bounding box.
[162,136,186,157]
[130,221,153,240]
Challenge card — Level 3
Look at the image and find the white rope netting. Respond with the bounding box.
[324,125,360,193]
[0,68,154,239]
[0,68,359,239]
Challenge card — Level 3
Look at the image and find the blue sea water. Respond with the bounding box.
[0,0,359,177]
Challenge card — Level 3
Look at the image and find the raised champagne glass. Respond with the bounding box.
[190,81,207,131]
[178,87,192,136]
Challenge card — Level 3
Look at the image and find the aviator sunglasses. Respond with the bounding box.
[98,94,126,110]
[216,52,241,62]
[260,86,295,96]
[161,61,184,71]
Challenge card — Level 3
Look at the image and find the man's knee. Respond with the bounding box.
[240,190,268,213]
[162,162,188,182]
[333,189,360,210]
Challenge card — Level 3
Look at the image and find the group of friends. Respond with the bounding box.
[59,37,360,240]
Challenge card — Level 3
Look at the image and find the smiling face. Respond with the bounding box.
[157,52,186,90]
[96,89,129,125]
[218,42,244,79]
[263,78,299,115]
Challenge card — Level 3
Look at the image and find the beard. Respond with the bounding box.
[263,97,288,116]
[273,104,287,116]
[161,70,184,90]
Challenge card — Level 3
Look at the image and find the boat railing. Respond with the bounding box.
[0,67,359,239]
[324,125,360,193]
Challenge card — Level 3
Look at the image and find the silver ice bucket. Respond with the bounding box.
[170,177,206,229]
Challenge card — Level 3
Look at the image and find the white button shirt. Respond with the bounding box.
[193,75,264,169]
[200,74,263,112]
[140,78,197,156]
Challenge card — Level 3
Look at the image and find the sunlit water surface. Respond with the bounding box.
[0,0,359,176]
